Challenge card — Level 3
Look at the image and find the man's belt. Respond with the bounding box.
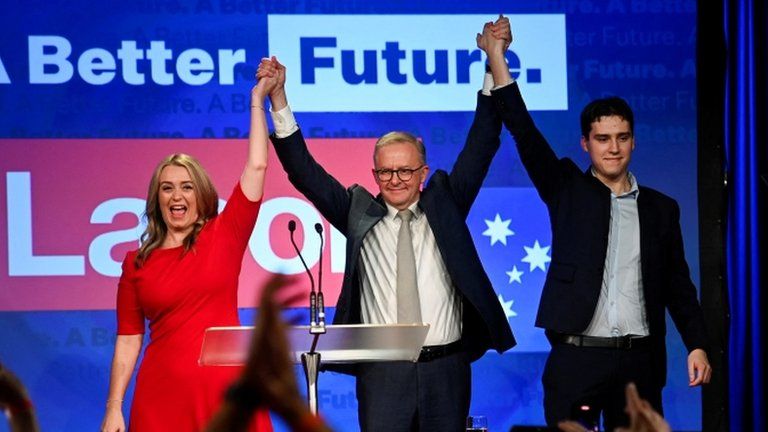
[548,332,653,350]
[418,340,463,362]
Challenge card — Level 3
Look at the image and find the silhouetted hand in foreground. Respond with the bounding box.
[206,276,332,432]
[0,363,40,432]
[557,383,670,432]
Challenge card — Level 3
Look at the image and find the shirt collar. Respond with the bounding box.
[384,200,423,220]
[622,172,640,198]
[589,169,640,199]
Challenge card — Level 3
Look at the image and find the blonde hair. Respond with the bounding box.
[373,131,426,165]
[135,154,218,267]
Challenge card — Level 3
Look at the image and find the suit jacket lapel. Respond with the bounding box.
[348,193,386,257]
[637,189,653,301]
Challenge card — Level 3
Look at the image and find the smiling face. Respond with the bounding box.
[580,115,634,186]
[373,141,429,210]
[157,165,199,238]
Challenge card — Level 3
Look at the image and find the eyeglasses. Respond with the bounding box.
[373,165,424,182]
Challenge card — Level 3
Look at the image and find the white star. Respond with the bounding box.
[521,240,551,272]
[482,213,514,246]
[498,294,517,319]
[505,265,524,284]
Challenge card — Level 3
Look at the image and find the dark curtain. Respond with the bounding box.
[723,0,767,431]
[697,1,729,430]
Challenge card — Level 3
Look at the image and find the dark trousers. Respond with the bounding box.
[542,342,663,431]
[356,351,470,432]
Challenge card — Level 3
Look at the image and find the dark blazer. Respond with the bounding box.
[271,92,516,360]
[492,82,707,384]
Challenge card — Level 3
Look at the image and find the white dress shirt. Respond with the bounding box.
[583,172,649,337]
[357,201,462,346]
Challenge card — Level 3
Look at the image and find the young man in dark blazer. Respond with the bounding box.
[487,24,712,431]
[258,18,516,432]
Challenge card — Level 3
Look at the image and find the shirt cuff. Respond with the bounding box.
[270,105,299,138]
[481,72,495,96]
[492,79,515,91]
[482,72,515,96]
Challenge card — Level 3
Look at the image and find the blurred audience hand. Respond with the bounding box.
[206,276,332,432]
[0,363,40,432]
[615,383,670,432]
[557,383,671,432]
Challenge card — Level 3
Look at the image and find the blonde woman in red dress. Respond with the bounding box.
[100,65,278,432]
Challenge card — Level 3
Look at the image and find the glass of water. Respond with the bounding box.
[466,415,488,431]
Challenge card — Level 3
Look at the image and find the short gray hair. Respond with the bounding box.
[373,131,426,165]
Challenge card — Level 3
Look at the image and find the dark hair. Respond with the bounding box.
[580,96,634,138]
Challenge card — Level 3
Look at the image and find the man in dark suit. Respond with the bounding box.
[257,18,516,432]
[487,25,712,431]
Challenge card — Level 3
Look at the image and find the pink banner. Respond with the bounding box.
[0,139,377,311]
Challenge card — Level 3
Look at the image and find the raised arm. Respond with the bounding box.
[446,16,511,213]
[264,57,288,112]
[259,57,354,232]
[491,19,566,204]
[479,14,513,87]
[239,60,277,202]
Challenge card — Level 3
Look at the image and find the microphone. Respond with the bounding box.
[288,220,317,326]
[314,223,326,328]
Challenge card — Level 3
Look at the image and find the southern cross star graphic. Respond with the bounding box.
[506,265,524,284]
[469,188,554,350]
[482,213,514,246]
[521,240,552,272]
[497,294,517,319]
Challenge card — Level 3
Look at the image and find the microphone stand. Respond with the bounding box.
[314,223,327,332]
[288,220,326,414]
[288,220,317,327]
